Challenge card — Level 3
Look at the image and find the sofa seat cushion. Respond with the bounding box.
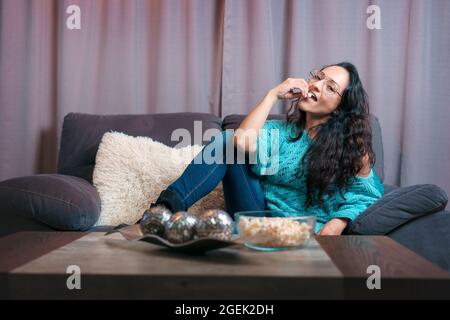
[0,174,101,232]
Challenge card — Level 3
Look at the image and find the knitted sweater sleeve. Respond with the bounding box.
[328,169,385,221]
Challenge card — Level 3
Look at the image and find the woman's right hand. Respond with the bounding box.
[235,77,308,153]
[269,78,309,100]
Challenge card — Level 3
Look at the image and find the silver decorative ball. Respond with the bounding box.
[195,209,233,241]
[165,211,198,243]
[140,205,172,236]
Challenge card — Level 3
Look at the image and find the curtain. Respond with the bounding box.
[1,0,449,204]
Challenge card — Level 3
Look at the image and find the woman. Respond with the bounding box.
[146,62,384,235]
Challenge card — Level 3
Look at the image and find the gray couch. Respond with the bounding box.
[0,112,449,270]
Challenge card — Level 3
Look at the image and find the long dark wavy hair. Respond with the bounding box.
[286,62,375,210]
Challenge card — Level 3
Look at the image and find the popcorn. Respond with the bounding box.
[237,216,312,248]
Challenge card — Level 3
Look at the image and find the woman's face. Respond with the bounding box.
[298,65,350,116]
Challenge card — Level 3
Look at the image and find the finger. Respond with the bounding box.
[284,86,297,99]
[300,79,309,97]
[278,85,292,99]
[292,79,309,98]
[290,87,303,95]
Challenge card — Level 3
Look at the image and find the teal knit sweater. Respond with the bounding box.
[250,119,385,234]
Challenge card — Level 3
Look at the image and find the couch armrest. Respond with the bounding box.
[389,210,450,272]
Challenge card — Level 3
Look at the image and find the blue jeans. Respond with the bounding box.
[166,130,266,218]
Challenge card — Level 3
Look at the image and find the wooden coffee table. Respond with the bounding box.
[1,230,449,299]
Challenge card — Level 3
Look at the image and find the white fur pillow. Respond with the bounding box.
[93,131,225,226]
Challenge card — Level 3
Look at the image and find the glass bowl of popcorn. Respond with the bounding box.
[235,211,316,251]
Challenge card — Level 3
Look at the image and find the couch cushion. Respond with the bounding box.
[58,112,223,183]
[0,174,101,233]
[347,184,448,235]
[93,131,224,226]
[222,114,384,181]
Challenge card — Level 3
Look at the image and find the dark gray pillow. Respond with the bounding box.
[347,184,448,235]
[0,174,101,232]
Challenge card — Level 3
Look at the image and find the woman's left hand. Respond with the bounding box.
[317,218,348,235]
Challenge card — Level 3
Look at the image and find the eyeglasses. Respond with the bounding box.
[308,70,342,97]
